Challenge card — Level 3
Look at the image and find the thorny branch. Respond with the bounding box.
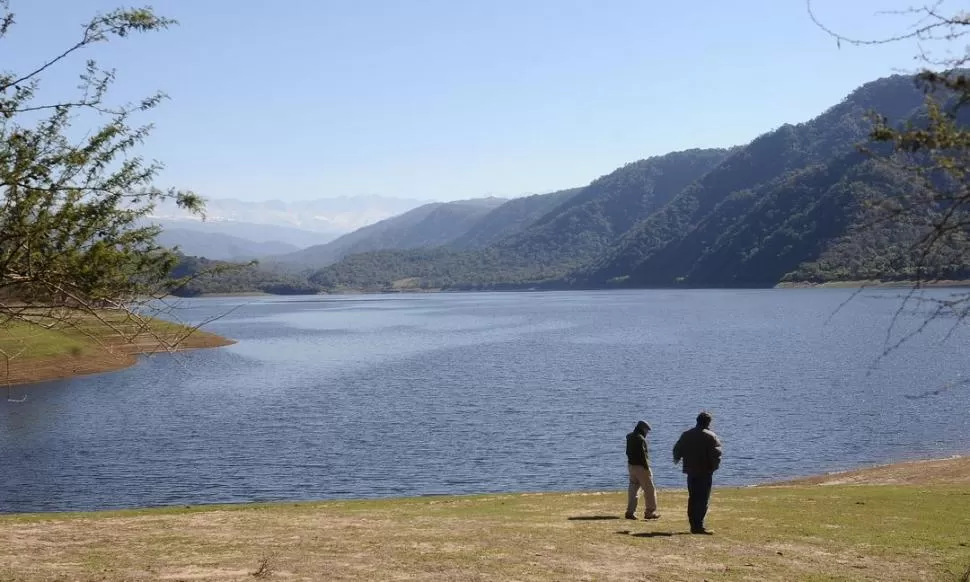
[808,1,970,368]
[0,3,222,392]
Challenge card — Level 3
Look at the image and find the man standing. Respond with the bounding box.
[672,411,722,535]
[625,420,660,520]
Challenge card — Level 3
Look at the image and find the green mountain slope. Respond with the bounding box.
[309,148,731,289]
[270,197,506,269]
[308,73,969,292]
[578,74,933,287]
[451,188,582,249]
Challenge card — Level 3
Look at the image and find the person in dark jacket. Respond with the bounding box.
[625,420,660,520]
[672,411,722,534]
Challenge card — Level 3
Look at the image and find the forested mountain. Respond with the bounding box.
[580,74,934,287]
[270,197,507,268]
[305,73,970,292]
[168,256,320,296]
[156,229,299,261]
[204,73,970,294]
[489,148,734,267]
[308,148,732,289]
[450,188,582,249]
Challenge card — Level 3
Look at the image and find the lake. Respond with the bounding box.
[1,289,969,513]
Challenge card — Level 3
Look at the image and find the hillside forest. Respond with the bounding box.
[170,73,970,296]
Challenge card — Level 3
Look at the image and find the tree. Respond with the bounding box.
[0,2,207,367]
[808,1,970,356]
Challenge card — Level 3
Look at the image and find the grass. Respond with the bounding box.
[0,311,233,386]
[0,320,88,359]
[0,479,966,581]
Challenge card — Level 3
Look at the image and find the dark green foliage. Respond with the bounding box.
[450,188,582,249]
[303,73,970,293]
[581,75,931,287]
[168,256,321,297]
[309,149,731,290]
[496,148,733,265]
[0,3,203,328]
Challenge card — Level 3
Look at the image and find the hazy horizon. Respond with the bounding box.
[6,0,940,202]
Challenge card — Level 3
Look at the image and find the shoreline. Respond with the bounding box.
[316,281,970,295]
[0,461,965,580]
[0,323,234,388]
[2,454,965,517]
[753,454,969,487]
[163,281,970,297]
[775,279,970,289]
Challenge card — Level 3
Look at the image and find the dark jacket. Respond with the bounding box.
[626,430,649,467]
[672,427,722,475]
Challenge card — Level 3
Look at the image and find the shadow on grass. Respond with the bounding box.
[567,515,621,521]
[614,530,690,538]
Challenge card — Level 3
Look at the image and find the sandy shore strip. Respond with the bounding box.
[758,455,970,486]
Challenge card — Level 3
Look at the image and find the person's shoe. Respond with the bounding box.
[624,513,637,520]
[690,528,714,535]
[643,513,661,520]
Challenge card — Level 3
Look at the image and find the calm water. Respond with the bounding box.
[1,289,969,513]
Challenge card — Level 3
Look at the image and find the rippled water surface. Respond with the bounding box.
[2,289,969,512]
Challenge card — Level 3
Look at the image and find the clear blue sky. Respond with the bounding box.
[4,0,938,202]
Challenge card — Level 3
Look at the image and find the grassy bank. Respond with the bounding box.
[0,458,966,581]
[0,312,233,386]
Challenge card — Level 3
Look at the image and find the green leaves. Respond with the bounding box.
[0,4,203,341]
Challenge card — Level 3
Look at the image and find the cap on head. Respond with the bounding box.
[635,420,651,433]
[696,411,713,428]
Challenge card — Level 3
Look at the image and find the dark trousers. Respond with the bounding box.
[686,473,713,531]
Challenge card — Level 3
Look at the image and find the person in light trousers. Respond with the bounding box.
[625,420,661,520]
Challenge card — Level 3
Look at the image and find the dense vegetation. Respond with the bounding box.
[149,73,970,297]
[0,4,211,355]
[300,73,970,292]
[307,148,732,290]
[449,188,582,250]
[579,75,935,287]
[270,197,508,269]
[168,256,320,296]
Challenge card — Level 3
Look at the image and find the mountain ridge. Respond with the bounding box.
[306,73,966,292]
[174,72,970,296]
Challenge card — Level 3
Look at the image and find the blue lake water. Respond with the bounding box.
[1,289,969,513]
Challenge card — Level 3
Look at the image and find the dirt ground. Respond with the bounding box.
[763,455,970,486]
[0,457,967,582]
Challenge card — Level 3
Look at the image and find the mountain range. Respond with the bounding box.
[269,197,511,268]
[148,195,431,258]
[177,73,970,295]
[155,228,301,262]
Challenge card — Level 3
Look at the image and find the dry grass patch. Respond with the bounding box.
[0,479,967,581]
[764,456,970,486]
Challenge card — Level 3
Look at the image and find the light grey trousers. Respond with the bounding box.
[626,464,658,516]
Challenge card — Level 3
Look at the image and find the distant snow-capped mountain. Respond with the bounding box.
[150,195,431,236]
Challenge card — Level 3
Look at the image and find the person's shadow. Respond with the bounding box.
[566,516,689,537]
[566,516,620,521]
[614,530,689,537]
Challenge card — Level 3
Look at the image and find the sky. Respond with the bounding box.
[2,0,949,202]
